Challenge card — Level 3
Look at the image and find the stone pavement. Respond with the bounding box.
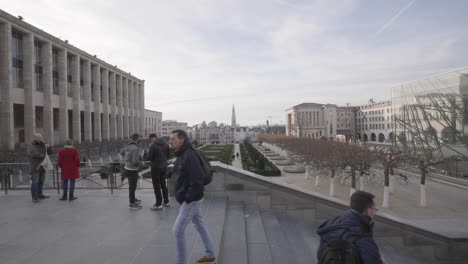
[0,190,226,264]
[259,143,468,239]
[231,144,243,169]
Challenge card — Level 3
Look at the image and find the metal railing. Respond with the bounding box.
[0,161,157,195]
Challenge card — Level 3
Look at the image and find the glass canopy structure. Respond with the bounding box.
[391,68,468,177]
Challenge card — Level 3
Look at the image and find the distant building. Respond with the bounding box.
[143,109,162,137]
[355,99,392,143]
[161,120,188,137]
[0,9,145,150]
[336,106,356,142]
[285,103,337,140]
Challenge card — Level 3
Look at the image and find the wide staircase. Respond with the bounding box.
[216,198,432,264]
[163,196,434,264]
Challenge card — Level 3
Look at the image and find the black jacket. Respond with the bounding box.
[147,138,170,168]
[316,210,382,264]
[29,140,52,173]
[173,141,204,204]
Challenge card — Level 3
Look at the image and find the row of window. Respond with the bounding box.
[10,29,142,103]
[359,123,393,130]
[357,108,392,116]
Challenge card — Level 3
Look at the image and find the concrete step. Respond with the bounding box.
[260,210,299,264]
[245,206,273,264]
[187,196,229,264]
[275,214,317,264]
[219,201,248,264]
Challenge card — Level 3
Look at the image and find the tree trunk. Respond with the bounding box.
[382,166,390,208]
[420,168,427,207]
[350,168,356,196]
[330,168,335,196]
[420,184,427,207]
[315,171,320,187]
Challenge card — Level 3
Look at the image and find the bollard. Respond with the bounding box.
[100,157,104,166]
[88,159,92,167]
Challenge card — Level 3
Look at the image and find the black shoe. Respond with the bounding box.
[134,198,142,204]
[59,193,67,201]
[163,202,170,207]
[69,193,77,201]
[129,203,142,210]
[38,194,50,199]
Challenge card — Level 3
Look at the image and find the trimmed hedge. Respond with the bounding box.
[240,141,281,176]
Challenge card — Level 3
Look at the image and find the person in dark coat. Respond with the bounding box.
[28,133,52,203]
[170,129,216,264]
[147,133,170,210]
[57,139,80,201]
[316,191,387,264]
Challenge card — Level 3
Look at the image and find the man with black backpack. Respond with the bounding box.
[147,133,170,210]
[169,129,216,264]
[316,191,387,264]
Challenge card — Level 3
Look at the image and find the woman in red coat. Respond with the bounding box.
[58,139,80,201]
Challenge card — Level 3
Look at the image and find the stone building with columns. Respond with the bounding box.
[0,10,145,150]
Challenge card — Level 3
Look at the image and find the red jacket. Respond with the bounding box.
[58,147,80,180]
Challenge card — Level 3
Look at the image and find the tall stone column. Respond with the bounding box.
[140,82,145,137]
[101,67,109,140]
[58,49,68,144]
[42,42,54,146]
[133,81,139,134]
[116,75,123,139]
[83,60,92,142]
[92,65,101,141]
[72,55,81,143]
[128,79,134,135]
[23,32,35,144]
[0,22,14,150]
[122,77,129,139]
[109,71,116,140]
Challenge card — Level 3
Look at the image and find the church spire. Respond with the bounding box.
[231,104,236,128]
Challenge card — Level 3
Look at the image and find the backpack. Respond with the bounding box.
[317,234,363,264]
[181,148,214,186]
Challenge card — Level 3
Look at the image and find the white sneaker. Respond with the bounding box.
[151,204,163,210]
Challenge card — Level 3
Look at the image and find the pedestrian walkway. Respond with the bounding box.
[231,144,243,169]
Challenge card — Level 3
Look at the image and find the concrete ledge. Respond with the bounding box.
[206,162,468,263]
[283,166,306,173]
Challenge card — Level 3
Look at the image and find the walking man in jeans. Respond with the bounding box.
[170,129,216,264]
[147,133,170,210]
[121,133,142,209]
[29,133,52,203]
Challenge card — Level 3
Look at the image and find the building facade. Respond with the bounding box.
[0,10,145,150]
[144,109,162,137]
[355,99,393,143]
[285,103,337,140]
[161,120,188,137]
[193,121,234,145]
[336,106,356,142]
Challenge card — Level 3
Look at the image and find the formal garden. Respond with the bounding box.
[240,140,281,176]
[200,144,234,165]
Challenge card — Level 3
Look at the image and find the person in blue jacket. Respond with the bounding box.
[170,129,216,264]
[317,191,387,264]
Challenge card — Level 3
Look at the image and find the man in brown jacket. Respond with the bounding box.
[29,133,52,203]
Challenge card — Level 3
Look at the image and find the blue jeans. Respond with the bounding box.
[31,168,45,199]
[172,199,215,264]
[63,179,75,193]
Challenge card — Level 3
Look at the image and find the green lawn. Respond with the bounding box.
[200,144,234,165]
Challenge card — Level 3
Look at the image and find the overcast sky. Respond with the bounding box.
[3,0,468,126]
